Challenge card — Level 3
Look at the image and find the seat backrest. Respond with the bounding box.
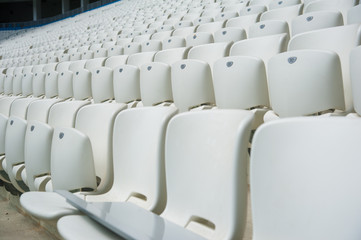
[140,62,173,106]
[104,55,128,69]
[304,0,357,23]
[123,42,142,55]
[347,4,361,24]
[288,24,361,112]
[126,51,155,67]
[106,45,124,57]
[162,36,186,49]
[260,4,303,24]
[251,117,361,240]
[230,33,287,67]
[32,65,46,98]
[12,67,24,96]
[171,59,215,112]
[291,10,344,37]
[141,40,162,52]
[213,56,270,109]
[350,45,361,116]
[268,0,301,10]
[215,11,239,22]
[188,42,232,70]
[268,49,345,117]
[214,27,247,43]
[226,14,261,34]
[240,5,267,16]
[112,64,141,104]
[51,103,126,193]
[161,110,254,240]
[172,26,196,37]
[154,47,190,65]
[87,107,177,213]
[196,21,225,33]
[186,32,214,47]
[249,20,290,38]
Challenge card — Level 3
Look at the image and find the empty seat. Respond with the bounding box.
[251,117,361,240]
[214,27,247,43]
[123,42,142,55]
[291,11,344,37]
[349,45,361,117]
[240,5,267,16]
[265,50,345,120]
[249,20,290,38]
[230,33,288,68]
[347,4,361,24]
[162,36,186,49]
[288,24,361,112]
[20,101,127,220]
[58,109,254,240]
[226,14,261,34]
[186,32,214,47]
[213,56,270,128]
[141,40,162,52]
[196,21,225,33]
[260,4,303,25]
[304,0,357,23]
[172,26,196,37]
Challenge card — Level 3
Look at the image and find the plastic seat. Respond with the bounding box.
[304,0,357,23]
[347,4,361,24]
[349,45,361,117]
[249,0,272,6]
[174,20,194,29]
[196,21,225,33]
[230,33,288,68]
[186,32,214,47]
[58,109,254,240]
[288,24,361,113]
[268,0,301,10]
[141,40,162,52]
[154,47,190,65]
[226,14,261,34]
[106,45,123,57]
[265,50,345,120]
[213,56,270,128]
[240,5,267,16]
[214,11,239,22]
[214,27,247,43]
[151,30,173,41]
[140,62,174,107]
[172,26,196,37]
[260,4,303,25]
[251,117,361,240]
[291,11,344,37]
[20,101,127,220]
[126,51,156,68]
[123,42,141,55]
[249,20,290,38]
[162,36,186,49]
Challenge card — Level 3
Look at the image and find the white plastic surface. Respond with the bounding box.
[213,27,247,43]
[140,62,173,106]
[171,59,215,112]
[161,110,253,239]
[213,56,270,110]
[251,117,361,240]
[288,24,361,112]
[267,49,345,117]
[291,11,343,37]
[113,65,141,104]
[350,45,361,115]
[249,20,289,38]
